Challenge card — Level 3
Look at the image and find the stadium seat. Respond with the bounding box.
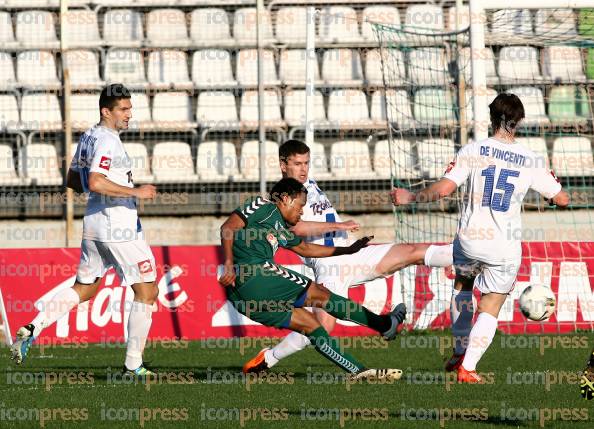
[146,9,190,48]
[152,141,198,183]
[196,141,240,182]
[516,137,550,168]
[409,48,449,86]
[361,6,402,41]
[447,5,471,31]
[103,9,144,48]
[508,87,550,127]
[327,89,374,129]
[21,93,62,131]
[498,46,542,83]
[318,6,363,44]
[309,142,332,179]
[16,10,59,49]
[275,7,308,45]
[190,8,234,47]
[123,142,154,184]
[373,139,419,180]
[237,49,280,87]
[0,144,21,186]
[279,49,322,87]
[17,51,60,91]
[240,90,285,129]
[65,50,105,90]
[322,49,364,86]
[0,12,18,50]
[464,88,497,124]
[0,52,17,92]
[70,93,99,131]
[0,94,20,131]
[233,8,275,45]
[192,49,237,89]
[365,49,404,87]
[552,137,594,177]
[128,92,153,131]
[548,86,591,124]
[283,89,327,128]
[329,140,376,179]
[147,50,193,90]
[240,140,282,181]
[104,49,148,90]
[542,46,586,83]
[152,92,196,131]
[196,91,240,130]
[413,89,456,127]
[404,4,444,38]
[491,9,533,36]
[64,9,102,48]
[460,47,498,85]
[371,90,416,130]
[418,139,456,178]
[19,143,62,186]
[535,9,577,36]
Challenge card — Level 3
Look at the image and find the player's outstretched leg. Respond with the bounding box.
[289,308,402,381]
[375,243,453,277]
[124,282,158,376]
[580,348,594,400]
[10,280,100,365]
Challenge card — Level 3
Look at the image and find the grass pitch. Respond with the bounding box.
[1,331,593,428]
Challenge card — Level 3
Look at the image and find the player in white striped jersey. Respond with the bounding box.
[243,139,454,373]
[392,93,569,382]
[11,84,159,376]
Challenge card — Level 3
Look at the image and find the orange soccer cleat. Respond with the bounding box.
[242,348,270,374]
[457,366,482,384]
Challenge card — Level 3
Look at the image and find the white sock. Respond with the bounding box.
[30,288,81,337]
[267,332,311,367]
[450,289,474,355]
[125,301,153,370]
[424,244,454,267]
[461,312,498,371]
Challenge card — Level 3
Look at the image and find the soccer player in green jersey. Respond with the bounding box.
[219,178,406,380]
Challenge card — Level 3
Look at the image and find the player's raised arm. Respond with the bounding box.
[290,219,359,238]
[391,178,458,206]
[289,236,373,258]
[531,167,570,208]
[219,212,246,287]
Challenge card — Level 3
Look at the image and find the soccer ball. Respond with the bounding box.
[519,285,556,321]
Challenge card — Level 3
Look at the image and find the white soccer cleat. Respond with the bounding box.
[10,324,36,365]
[349,368,403,382]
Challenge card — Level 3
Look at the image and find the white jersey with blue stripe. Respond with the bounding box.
[70,125,141,243]
[302,178,349,247]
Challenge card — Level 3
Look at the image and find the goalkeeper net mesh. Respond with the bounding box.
[372,7,594,333]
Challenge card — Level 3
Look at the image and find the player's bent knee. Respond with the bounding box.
[307,282,331,302]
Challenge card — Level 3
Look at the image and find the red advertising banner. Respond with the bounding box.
[1,242,593,344]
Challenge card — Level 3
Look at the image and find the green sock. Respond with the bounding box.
[323,292,391,333]
[307,327,365,374]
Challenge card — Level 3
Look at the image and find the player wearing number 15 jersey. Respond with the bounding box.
[392,93,570,382]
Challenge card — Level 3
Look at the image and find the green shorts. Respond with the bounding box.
[226,261,312,328]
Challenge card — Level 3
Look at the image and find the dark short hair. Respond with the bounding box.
[99,84,131,111]
[489,93,525,132]
[279,139,310,163]
[269,178,307,203]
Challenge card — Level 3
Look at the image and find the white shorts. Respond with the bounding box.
[453,240,519,295]
[307,243,393,297]
[76,238,156,286]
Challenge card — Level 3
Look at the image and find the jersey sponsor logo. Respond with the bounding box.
[99,156,112,171]
[138,259,153,274]
[445,160,456,174]
[310,200,333,215]
[266,233,279,253]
